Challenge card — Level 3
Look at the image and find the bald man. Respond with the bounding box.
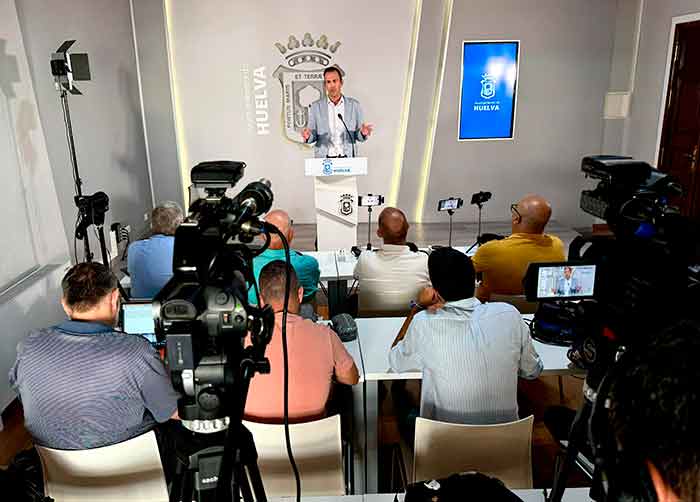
[472,194,565,301]
[247,209,320,307]
[353,207,430,315]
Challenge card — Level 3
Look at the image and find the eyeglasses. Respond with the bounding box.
[510,203,522,223]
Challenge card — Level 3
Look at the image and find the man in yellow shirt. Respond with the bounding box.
[472,194,565,302]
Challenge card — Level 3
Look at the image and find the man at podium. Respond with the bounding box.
[302,65,373,157]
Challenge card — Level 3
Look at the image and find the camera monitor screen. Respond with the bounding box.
[536,264,596,300]
[121,301,157,345]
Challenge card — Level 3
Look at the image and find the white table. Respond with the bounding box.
[271,488,593,501]
[355,316,581,493]
[366,488,592,500]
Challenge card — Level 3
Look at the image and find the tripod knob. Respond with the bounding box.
[255,358,271,375]
[198,388,221,412]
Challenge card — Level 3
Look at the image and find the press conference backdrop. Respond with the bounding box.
[166,0,416,222]
[458,41,519,141]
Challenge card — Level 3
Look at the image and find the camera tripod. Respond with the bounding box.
[544,334,616,502]
[168,422,266,502]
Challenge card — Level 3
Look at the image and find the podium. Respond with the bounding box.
[305,157,368,250]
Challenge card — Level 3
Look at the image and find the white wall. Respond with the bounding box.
[164,0,417,221]
[15,0,153,247]
[410,0,616,226]
[624,0,700,163]
[0,0,70,411]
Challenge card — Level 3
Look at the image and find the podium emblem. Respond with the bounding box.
[273,33,342,143]
[322,158,333,176]
[339,193,354,216]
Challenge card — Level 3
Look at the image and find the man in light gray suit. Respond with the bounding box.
[302,66,373,157]
[554,266,582,296]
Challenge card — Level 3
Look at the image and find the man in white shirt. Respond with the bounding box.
[390,247,543,424]
[353,207,430,315]
[302,66,373,158]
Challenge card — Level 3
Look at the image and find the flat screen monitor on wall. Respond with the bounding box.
[458,40,519,141]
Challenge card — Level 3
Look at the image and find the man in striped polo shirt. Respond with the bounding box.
[9,262,179,450]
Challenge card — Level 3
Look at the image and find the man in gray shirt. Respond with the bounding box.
[9,262,178,450]
[390,247,542,424]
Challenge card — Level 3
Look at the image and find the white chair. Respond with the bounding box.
[243,414,345,497]
[413,415,534,489]
[489,294,538,314]
[35,430,168,502]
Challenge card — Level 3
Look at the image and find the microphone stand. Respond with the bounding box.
[447,209,454,247]
[465,201,486,255]
[337,113,356,158]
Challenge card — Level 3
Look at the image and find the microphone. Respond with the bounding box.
[337,113,356,158]
[331,313,357,342]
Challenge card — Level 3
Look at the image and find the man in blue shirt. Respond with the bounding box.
[127,201,183,298]
[390,247,542,424]
[248,209,320,307]
[9,262,179,450]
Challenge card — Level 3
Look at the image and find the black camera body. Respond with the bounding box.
[527,156,699,371]
[153,161,275,424]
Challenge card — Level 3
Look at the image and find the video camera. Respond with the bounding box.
[524,156,700,502]
[525,155,699,356]
[153,161,276,428]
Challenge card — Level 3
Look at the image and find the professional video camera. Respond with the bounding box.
[153,160,281,501]
[523,155,700,502]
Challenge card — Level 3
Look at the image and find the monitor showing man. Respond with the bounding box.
[302,66,373,158]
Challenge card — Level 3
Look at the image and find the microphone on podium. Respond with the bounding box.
[337,113,356,158]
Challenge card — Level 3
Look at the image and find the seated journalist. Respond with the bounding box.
[127,201,184,298]
[471,194,565,302]
[9,262,179,450]
[353,207,430,315]
[245,260,359,423]
[247,209,320,312]
[390,247,542,424]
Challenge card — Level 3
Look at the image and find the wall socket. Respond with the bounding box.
[144,212,149,222]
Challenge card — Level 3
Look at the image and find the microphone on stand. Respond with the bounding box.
[337,113,356,158]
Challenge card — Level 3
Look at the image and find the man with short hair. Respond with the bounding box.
[247,209,320,307]
[604,320,700,501]
[302,66,373,158]
[353,207,430,315]
[389,247,542,424]
[472,194,565,301]
[128,201,184,298]
[554,266,581,296]
[9,262,178,450]
[245,261,359,423]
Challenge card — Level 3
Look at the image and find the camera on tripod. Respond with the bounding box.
[154,161,275,426]
[522,155,700,502]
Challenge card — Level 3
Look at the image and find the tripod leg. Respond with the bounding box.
[547,400,592,502]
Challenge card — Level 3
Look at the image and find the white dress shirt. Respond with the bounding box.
[389,298,543,424]
[353,244,430,314]
[327,96,346,157]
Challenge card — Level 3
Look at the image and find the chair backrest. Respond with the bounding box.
[35,431,168,502]
[489,294,538,314]
[413,415,534,489]
[243,414,344,497]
